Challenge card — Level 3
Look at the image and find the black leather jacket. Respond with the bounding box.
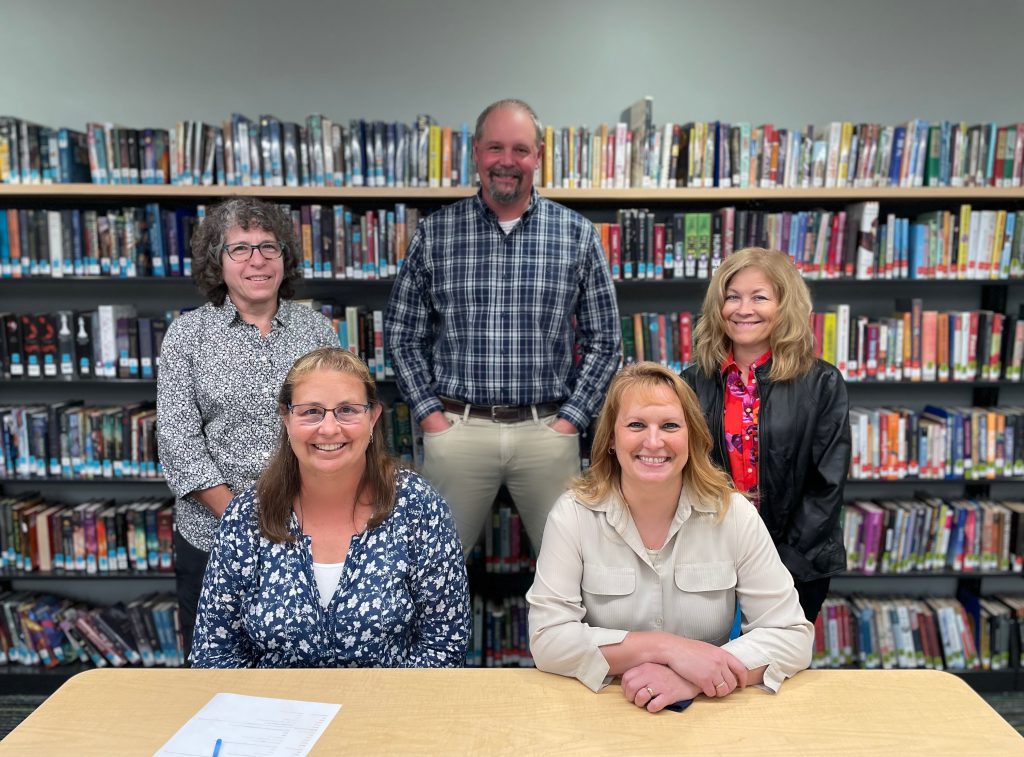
[683,358,851,582]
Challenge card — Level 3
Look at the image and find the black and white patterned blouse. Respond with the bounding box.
[156,296,339,551]
[190,470,471,668]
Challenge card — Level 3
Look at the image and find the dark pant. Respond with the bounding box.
[794,577,831,623]
[173,530,211,665]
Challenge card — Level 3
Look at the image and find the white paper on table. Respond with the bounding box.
[153,692,341,757]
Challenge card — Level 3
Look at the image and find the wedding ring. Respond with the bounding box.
[715,681,728,689]
[645,686,655,698]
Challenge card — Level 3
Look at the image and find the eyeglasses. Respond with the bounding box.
[222,241,286,262]
[288,402,374,426]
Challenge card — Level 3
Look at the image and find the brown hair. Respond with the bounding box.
[692,247,815,381]
[257,347,397,543]
[572,361,733,518]
[190,197,301,306]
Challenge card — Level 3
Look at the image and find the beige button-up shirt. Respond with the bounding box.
[527,489,814,692]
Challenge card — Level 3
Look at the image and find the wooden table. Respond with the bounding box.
[1,668,1020,755]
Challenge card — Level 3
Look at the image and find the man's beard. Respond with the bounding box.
[488,169,522,204]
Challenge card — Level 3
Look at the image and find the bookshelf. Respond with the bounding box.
[2,182,1024,691]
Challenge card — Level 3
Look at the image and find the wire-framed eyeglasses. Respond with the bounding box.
[287,402,374,426]
[222,241,286,261]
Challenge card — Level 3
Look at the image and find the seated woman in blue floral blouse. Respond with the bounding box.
[191,347,471,668]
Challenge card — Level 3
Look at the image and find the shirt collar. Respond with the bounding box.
[472,187,540,225]
[218,294,289,329]
[720,349,772,376]
[589,481,718,535]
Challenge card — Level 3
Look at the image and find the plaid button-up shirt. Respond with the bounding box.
[385,190,620,432]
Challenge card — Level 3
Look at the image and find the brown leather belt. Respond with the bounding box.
[440,397,562,423]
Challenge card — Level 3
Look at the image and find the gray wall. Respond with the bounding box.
[3,0,1022,131]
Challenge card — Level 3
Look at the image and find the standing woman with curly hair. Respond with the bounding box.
[157,198,338,660]
[683,248,850,622]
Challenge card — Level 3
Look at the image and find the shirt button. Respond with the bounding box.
[747,467,753,473]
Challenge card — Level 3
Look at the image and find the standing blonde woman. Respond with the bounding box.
[684,248,850,622]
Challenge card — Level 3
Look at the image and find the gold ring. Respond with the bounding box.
[715,681,727,689]
[645,686,655,698]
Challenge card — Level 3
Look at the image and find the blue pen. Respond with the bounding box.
[665,699,694,713]
[212,738,223,757]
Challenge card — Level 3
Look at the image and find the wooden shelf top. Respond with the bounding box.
[1,184,1022,203]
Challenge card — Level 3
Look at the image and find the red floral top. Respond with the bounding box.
[721,350,771,508]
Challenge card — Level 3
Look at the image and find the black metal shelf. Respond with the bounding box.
[845,380,1024,388]
[0,477,166,484]
[0,571,174,581]
[846,476,1024,484]
[0,276,397,291]
[836,570,1021,579]
[613,277,1024,289]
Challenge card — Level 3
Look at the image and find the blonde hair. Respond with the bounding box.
[572,362,733,518]
[692,247,815,381]
[257,347,396,543]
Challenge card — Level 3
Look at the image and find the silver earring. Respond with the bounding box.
[369,432,374,443]
[608,448,615,454]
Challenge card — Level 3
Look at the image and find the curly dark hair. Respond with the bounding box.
[190,197,302,306]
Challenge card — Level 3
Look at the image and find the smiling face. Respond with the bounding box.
[721,267,779,359]
[220,224,284,312]
[472,106,541,215]
[282,368,382,479]
[613,383,689,493]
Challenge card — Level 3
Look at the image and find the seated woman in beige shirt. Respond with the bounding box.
[527,361,813,712]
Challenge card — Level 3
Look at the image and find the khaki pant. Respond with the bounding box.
[421,408,581,555]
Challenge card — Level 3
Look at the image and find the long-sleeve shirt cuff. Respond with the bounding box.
[557,402,590,434]
[412,396,445,424]
[576,628,628,692]
[164,463,226,501]
[722,638,782,692]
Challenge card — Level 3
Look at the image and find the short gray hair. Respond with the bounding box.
[474,99,543,147]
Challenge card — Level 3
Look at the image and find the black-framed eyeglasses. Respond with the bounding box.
[222,241,286,261]
[288,402,374,426]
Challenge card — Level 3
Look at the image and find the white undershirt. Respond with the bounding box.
[312,561,345,609]
[498,217,520,234]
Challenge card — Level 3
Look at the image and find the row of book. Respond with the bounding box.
[815,301,1024,383]
[1,309,169,381]
[4,399,1023,485]
[0,115,477,190]
[0,203,424,281]
[7,302,1022,389]
[464,505,537,574]
[0,493,173,574]
[810,593,1023,672]
[603,99,1024,190]
[597,203,1024,282]
[465,595,533,669]
[6,104,1024,191]
[4,201,1024,284]
[1,403,161,480]
[848,405,1024,481]
[0,302,391,383]
[842,498,1023,575]
[0,591,183,668]
[619,303,1024,384]
[0,395,422,481]
[0,589,532,671]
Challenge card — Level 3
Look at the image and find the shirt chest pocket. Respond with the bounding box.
[581,564,636,628]
[673,562,737,642]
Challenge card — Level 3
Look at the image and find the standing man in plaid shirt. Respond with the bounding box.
[385,99,620,554]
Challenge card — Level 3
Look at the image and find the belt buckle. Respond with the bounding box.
[490,404,514,423]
